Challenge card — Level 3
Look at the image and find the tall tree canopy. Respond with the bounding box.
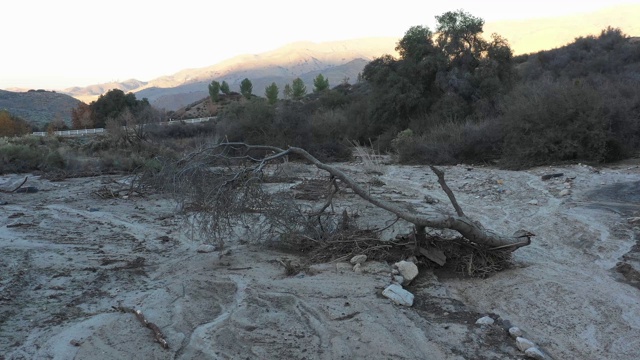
[363,10,514,135]
[240,78,253,99]
[265,82,279,105]
[90,89,150,128]
[220,81,230,95]
[291,78,307,100]
[313,74,330,93]
[209,80,221,102]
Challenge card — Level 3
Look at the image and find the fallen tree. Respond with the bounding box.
[167,142,531,259]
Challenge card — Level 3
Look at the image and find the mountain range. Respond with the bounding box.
[3,4,640,118]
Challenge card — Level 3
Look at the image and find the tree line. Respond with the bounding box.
[208,74,330,104]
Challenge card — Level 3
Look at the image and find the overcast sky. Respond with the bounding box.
[3,0,638,89]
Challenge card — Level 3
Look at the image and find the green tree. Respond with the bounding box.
[395,25,435,61]
[90,89,143,128]
[362,10,514,135]
[313,74,330,93]
[240,78,253,99]
[220,81,230,95]
[283,84,293,100]
[265,82,279,105]
[291,78,307,100]
[208,80,221,102]
[435,10,486,71]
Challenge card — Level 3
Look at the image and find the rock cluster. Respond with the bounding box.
[338,255,419,307]
[506,325,548,359]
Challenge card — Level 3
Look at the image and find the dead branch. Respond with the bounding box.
[113,305,169,349]
[174,142,532,251]
[429,166,464,217]
[0,177,28,193]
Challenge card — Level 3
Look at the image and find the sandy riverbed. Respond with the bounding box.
[1,160,639,359]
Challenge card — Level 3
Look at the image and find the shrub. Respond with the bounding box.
[393,119,503,165]
[500,78,622,168]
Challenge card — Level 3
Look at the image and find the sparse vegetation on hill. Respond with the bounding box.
[0,89,81,128]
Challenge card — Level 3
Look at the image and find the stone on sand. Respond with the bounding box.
[394,260,419,283]
[382,284,414,307]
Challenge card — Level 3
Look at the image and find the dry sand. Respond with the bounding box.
[1,160,639,359]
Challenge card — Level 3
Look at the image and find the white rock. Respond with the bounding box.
[382,284,414,307]
[196,244,217,253]
[391,269,399,275]
[350,254,367,265]
[392,275,405,284]
[559,189,570,196]
[475,316,494,325]
[508,326,523,338]
[524,347,547,359]
[394,260,419,282]
[527,200,538,205]
[353,263,363,274]
[516,337,536,351]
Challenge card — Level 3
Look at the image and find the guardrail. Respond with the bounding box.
[31,117,215,137]
[32,128,106,137]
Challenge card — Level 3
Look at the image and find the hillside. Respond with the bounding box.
[62,79,148,104]
[0,89,82,127]
[147,58,369,111]
[485,4,640,55]
[134,39,396,110]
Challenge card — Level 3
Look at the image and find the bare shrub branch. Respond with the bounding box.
[170,142,532,252]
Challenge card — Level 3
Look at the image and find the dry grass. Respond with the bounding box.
[351,140,385,175]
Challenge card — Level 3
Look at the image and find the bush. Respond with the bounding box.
[393,119,503,165]
[502,80,604,166]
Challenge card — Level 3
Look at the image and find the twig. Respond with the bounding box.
[113,305,169,349]
[310,177,339,216]
[429,166,465,217]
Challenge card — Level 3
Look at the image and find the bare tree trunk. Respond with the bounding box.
[177,143,533,251]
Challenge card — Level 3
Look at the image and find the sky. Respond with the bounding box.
[2,0,638,90]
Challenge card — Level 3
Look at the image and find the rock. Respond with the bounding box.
[196,244,217,253]
[516,337,536,351]
[392,275,405,284]
[350,254,367,265]
[353,263,363,274]
[509,326,523,338]
[527,199,538,205]
[524,347,547,359]
[382,284,414,306]
[559,189,570,196]
[391,269,399,275]
[475,316,494,325]
[394,260,419,283]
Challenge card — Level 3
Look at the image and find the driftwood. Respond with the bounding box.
[176,143,533,251]
[113,305,169,349]
[0,177,28,193]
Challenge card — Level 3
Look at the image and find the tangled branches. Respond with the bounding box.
[168,142,532,257]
